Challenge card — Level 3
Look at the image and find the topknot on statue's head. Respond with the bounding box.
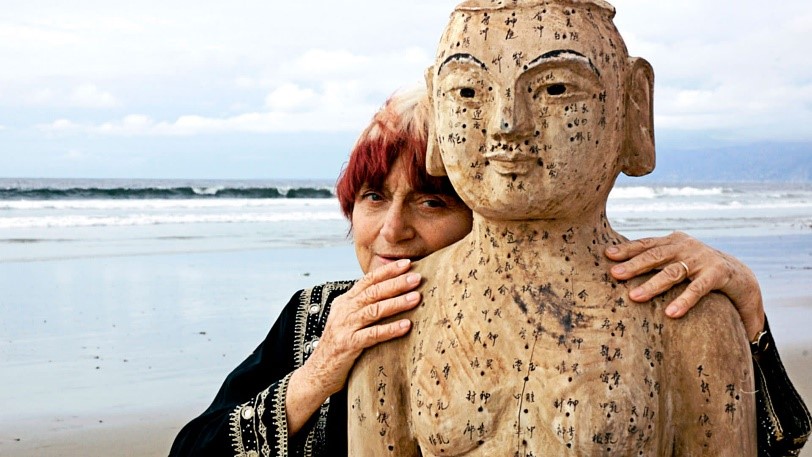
[454,0,616,19]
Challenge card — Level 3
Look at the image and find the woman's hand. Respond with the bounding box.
[605,231,765,340]
[286,259,421,434]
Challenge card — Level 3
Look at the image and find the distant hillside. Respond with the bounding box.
[627,141,812,183]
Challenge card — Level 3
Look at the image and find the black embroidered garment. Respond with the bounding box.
[752,319,811,456]
[169,281,809,456]
[169,281,355,457]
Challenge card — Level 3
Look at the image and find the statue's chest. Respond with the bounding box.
[406,292,671,456]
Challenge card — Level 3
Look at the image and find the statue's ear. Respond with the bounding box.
[425,66,447,177]
[621,57,655,177]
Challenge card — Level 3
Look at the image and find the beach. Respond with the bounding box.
[1,181,811,455]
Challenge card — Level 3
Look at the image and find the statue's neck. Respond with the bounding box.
[467,210,625,279]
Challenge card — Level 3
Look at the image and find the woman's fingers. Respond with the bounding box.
[627,261,694,301]
[607,233,689,279]
[351,318,413,350]
[345,260,420,309]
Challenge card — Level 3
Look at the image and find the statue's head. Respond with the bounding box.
[426,0,655,221]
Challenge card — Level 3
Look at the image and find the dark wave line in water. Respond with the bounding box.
[0,186,335,200]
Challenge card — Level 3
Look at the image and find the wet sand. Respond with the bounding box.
[1,238,810,456]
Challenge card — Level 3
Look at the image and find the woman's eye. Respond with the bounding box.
[421,197,447,208]
[361,191,383,202]
[546,84,567,96]
[460,87,476,98]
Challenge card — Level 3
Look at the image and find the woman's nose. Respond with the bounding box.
[380,203,415,243]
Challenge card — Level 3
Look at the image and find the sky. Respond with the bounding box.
[1,0,811,180]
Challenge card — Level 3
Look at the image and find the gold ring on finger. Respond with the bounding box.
[678,260,690,279]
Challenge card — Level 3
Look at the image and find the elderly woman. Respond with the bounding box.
[168,88,809,456]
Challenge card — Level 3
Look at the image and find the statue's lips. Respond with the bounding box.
[483,153,537,176]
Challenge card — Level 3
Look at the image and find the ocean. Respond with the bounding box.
[1,178,810,263]
[1,177,811,455]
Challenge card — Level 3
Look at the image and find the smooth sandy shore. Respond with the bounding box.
[2,238,811,456]
[2,324,811,456]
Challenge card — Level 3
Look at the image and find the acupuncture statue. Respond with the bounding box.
[347,1,756,455]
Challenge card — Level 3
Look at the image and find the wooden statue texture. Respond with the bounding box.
[347,1,756,455]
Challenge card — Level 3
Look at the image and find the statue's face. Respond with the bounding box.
[431,4,629,220]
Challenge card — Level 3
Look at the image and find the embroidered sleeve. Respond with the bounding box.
[229,373,293,457]
[752,318,811,456]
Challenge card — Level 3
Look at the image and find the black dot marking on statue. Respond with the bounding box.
[524,376,529,382]
[567,443,572,448]
[388,445,394,452]
[503,122,510,129]
[511,173,517,181]
[462,124,467,129]
[484,159,490,166]
[568,377,573,382]
[488,86,493,91]
[566,412,570,417]
[380,398,385,405]
[481,371,486,376]
[537,158,544,167]
[461,88,476,98]
[481,129,487,135]
[478,406,484,412]
[478,440,485,446]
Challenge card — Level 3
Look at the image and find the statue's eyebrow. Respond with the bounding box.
[437,53,488,75]
[524,50,601,78]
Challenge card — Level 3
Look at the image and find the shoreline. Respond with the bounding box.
[2,311,811,456]
[1,234,810,456]
[2,342,810,457]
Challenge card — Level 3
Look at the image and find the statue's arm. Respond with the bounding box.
[347,340,420,456]
[670,293,757,456]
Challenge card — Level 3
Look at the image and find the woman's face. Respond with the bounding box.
[352,158,473,274]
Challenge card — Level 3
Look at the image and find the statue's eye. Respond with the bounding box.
[547,84,566,96]
[460,88,476,98]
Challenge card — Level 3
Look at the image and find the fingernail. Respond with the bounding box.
[629,287,643,300]
[406,273,421,285]
[612,265,626,274]
[665,304,679,316]
[399,320,411,329]
[606,247,619,254]
[406,291,420,302]
[397,259,411,268]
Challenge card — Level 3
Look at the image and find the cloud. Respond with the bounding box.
[68,84,119,108]
[265,83,318,112]
[38,83,381,136]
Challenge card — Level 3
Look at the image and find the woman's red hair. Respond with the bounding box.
[335,87,459,219]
